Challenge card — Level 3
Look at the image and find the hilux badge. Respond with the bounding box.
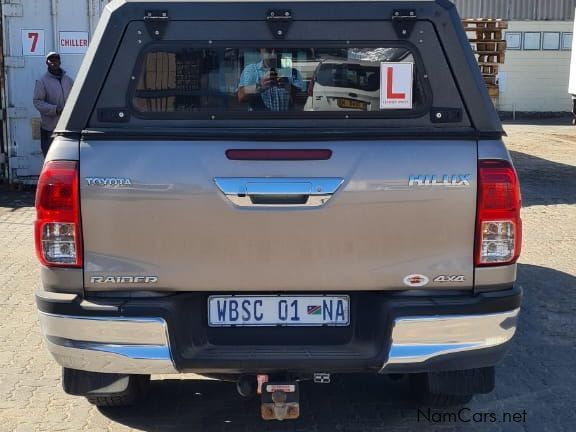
[403,274,429,287]
[408,175,471,187]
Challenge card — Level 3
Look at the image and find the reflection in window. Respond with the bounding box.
[131,47,420,114]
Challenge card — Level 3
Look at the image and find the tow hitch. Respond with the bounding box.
[237,373,330,420]
[259,378,300,421]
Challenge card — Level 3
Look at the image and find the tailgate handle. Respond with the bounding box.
[247,182,311,206]
[246,182,312,195]
[214,178,343,208]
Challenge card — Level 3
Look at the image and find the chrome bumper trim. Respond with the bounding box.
[380,308,520,372]
[39,308,519,375]
[38,312,178,374]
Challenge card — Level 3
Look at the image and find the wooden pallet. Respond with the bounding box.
[477,53,506,64]
[462,19,509,30]
[470,41,507,50]
[462,19,508,103]
[482,75,498,86]
[480,64,500,75]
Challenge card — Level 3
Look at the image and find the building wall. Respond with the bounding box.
[497,21,574,112]
[452,0,576,21]
[1,0,108,182]
[569,13,576,95]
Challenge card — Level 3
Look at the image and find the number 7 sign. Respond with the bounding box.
[22,30,45,56]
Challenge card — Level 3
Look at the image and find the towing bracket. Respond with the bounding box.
[261,381,300,421]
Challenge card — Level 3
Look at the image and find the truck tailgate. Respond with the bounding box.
[80,139,477,292]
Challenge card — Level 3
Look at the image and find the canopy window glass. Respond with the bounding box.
[131,46,425,116]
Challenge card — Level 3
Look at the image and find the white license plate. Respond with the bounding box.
[208,295,350,327]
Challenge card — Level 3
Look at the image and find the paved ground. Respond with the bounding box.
[0,123,575,431]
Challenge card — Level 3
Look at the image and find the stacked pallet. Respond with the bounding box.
[133,51,208,113]
[134,52,178,112]
[462,19,508,104]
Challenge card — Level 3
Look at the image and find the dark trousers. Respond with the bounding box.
[41,129,54,157]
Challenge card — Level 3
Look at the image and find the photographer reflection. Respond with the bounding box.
[238,48,305,112]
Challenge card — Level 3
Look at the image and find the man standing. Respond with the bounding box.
[238,48,305,112]
[33,52,74,157]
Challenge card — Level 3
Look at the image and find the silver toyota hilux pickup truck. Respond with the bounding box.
[35,0,522,420]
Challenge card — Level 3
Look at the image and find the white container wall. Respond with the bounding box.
[2,0,111,183]
[569,11,576,96]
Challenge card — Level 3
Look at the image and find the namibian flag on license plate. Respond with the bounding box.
[307,305,322,315]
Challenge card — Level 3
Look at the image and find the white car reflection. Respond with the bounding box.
[304,60,381,112]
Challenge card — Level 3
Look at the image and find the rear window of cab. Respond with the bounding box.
[129,45,429,118]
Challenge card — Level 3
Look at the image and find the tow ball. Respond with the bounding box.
[259,378,300,421]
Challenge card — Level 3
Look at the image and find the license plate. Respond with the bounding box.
[208,295,350,327]
[337,98,368,110]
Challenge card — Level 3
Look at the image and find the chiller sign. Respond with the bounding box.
[380,62,414,110]
[59,32,89,54]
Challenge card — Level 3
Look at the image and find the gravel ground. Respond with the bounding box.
[0,122,574,431]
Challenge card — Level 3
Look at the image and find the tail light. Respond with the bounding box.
[35,161,82,267]
[475,159,522,267]
[307,75,316,97]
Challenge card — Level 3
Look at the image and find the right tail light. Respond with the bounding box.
[475,159,522,267]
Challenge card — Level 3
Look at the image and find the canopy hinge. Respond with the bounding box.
[144,10,169,40]
[392,9,417,38]
[267,10,293,39]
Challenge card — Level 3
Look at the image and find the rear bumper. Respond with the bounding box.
[381,308,518,372]
[36,287,521,375]
[38,313,177,374]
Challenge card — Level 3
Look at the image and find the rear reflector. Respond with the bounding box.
[226,149,332,161]
[35,161,82,267]
[476,160,522,267]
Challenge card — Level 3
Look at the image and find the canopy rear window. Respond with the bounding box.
[130,45,428,117]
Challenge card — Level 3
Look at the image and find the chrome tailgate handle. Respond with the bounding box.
[214,178,343,208]
[246,182,312,196]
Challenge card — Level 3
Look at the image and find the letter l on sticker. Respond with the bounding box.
[380,63,413,110]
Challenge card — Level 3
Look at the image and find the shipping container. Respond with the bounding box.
[570,10,576,96]
[1,0,111,183]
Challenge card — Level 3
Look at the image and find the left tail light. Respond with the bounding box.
[35,161,83,267]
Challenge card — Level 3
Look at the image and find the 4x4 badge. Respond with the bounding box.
[434,275,466,283]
